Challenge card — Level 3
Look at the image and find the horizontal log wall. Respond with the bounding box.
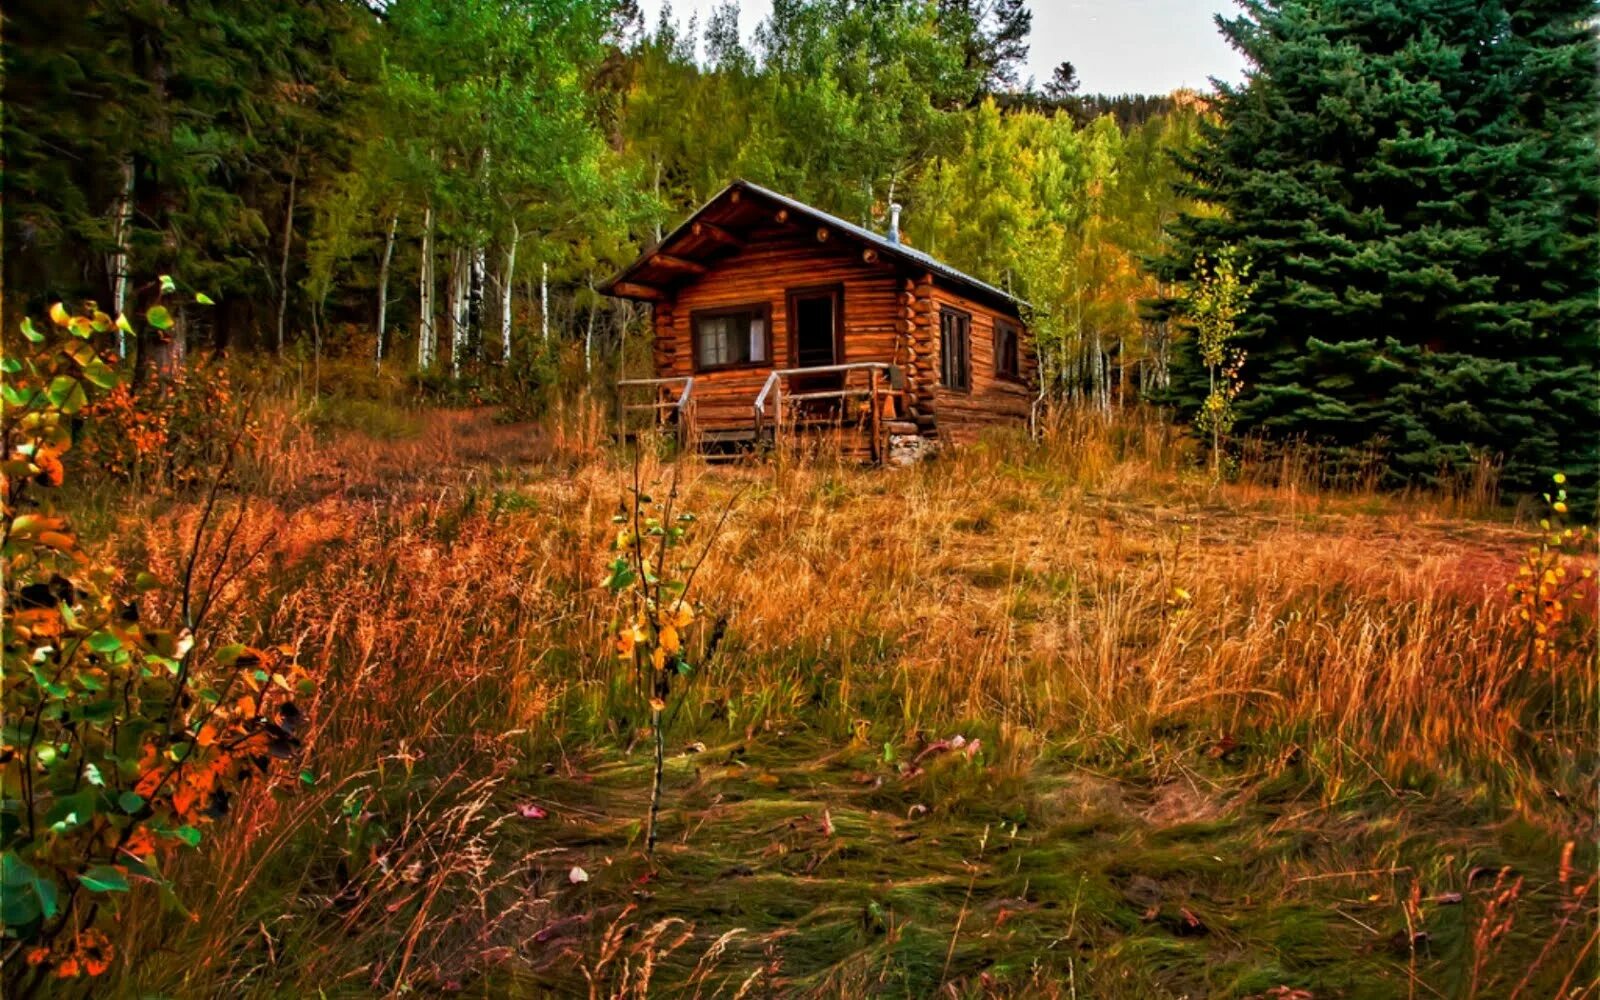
[658,235,903,431]
[929,284,1036,444]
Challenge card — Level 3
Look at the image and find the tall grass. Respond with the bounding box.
[74,400,1592,996]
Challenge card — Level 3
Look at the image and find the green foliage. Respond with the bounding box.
[1185,249,1253,479]
[606,466,727,853]
[1508,473,1594,706]
[906,98,1205,407]
[1156,0,1600,501]
[1,302,311,985]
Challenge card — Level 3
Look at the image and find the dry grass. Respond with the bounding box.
[68,401,1594,998]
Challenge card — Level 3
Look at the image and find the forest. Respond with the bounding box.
[1,0,1597,996]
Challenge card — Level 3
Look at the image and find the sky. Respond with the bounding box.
[632,0,1251,96]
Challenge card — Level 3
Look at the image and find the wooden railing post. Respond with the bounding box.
[869,367,881,463]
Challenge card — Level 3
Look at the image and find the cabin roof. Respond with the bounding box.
[599,179,1027,314]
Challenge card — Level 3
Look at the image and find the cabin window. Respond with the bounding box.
[994,320,1020,381]
[692,304,770,371]
[940,307,971,391]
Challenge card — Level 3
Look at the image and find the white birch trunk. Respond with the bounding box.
[1117,336,1126,408]
[501,219,518,364]
[470,242,486,359]
[276,163,297,356]
[418,205,435,371]
[1090,327,1106,415]
[653,159,663,243]
[376,209,399,367]
[449,248,467,379]
[109,158,134,357]
[540,261,549,343]
[584,273,597,374]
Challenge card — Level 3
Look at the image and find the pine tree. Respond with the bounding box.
[1155,0,1599,500]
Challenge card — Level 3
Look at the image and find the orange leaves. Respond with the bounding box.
[12,608,65,639]
[664,599,694,630]
[33,447,65,488]
[120,828,156,862]
[1,299,304,987]
[36,530,76,552]
[49,929,113,979]
[614,621,648,659]
[77,361,259,487]
[26,926,115,979]
[658,624,681,656]
[1507,473,1595,668]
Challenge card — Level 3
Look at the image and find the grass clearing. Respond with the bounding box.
[70,404,1594,998]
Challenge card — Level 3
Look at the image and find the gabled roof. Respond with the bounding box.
[599,179,1027,314]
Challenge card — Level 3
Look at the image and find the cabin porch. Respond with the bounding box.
[616,362,924,462]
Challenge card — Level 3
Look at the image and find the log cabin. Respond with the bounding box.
[600,180,1035,461]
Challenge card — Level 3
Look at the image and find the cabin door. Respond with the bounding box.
[789,287,840,369]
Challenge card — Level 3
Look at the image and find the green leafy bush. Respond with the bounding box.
[1,298,311,988]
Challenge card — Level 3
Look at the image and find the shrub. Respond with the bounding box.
[605,462,730,852]
[1,298,310,991]
[79,363,256,491]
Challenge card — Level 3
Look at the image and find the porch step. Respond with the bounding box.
[699,427,763,444]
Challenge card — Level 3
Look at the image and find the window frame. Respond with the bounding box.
[993,318,1022,382]
[940,306,972,392]
[690,302,773,373]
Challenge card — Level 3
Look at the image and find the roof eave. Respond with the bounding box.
[600,179,1029,315]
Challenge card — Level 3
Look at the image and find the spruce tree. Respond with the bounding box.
[1155,0,1599,500]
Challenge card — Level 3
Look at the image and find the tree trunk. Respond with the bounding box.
[276,156,298,357]
[418,205,435,371]
[311,299,323,398]
[584,272,597,375]
[652,159,663,243]
[449,247,467,379]
[129,7,176,389]
[376,209,399,369]
[469,242,486,361]
[108,158,134,358]
[501,219,518,364]
[1090,328,1106,415]
[1117,335,1126,408]
[540,260,549,343]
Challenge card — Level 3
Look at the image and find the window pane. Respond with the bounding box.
[996,323,1017,377]
[696,309,767,369]
[698,316,727,366]
[940,309,970,389]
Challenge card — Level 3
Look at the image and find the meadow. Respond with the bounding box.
[56,381,1595,999]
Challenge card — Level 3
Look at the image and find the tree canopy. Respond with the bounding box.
[3,0,1592,500]
[1156,0,1599,495]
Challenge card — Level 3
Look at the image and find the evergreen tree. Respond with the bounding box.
[1155,0,1600,499]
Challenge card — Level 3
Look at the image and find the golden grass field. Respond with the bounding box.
[75,398,1595,998]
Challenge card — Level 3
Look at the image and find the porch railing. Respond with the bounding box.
[753,363,902,462]
[616,376,695,447]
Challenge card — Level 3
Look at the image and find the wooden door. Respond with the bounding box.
[788,286,841,369]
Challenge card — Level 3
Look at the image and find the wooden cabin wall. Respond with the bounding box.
[928,284,1036,443]
[656,234,903,431]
